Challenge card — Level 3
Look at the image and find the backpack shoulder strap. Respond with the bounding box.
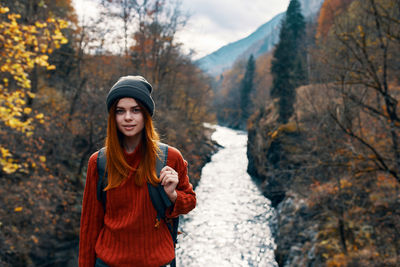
[147,143,172,220]
[148,142,180,267]
[96,147,107,210]
[156,142,168,176]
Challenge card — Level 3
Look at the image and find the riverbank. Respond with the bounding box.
[188,123,221,188]
[246,97,400,266]
[246,107,321,266]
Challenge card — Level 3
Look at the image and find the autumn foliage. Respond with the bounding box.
[309,0,400,264]
[0,0,215,266]
[316,0,355,39]
[247,0,400,265]
[0,4,67,173]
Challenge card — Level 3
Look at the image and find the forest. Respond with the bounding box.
[1,0,399,266]
[0,0,216,265]
[234,0,398,266]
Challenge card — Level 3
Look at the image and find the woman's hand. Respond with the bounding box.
[159,166,179,203]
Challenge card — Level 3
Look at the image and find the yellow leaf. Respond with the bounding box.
[35,113,44,119]
[35,22,47,28]
[2,163,19,174]
[60,37,68,44]
[39,156,46,162]
[46,65,56,70]
[14,207,23,212]
[0,7,10,14]
[0,147,11,157]
[271,130,278,139]
[24,107,32,114]
[27,91,36,98]
[58,19,68,28]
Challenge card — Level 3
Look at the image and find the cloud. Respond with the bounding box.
[72,0,290,59]
[182,0,289,32]
[177,0,290,58]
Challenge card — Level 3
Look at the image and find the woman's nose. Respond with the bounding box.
[125,111,133,120]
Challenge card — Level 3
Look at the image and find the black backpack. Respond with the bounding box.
[96,143,179,267]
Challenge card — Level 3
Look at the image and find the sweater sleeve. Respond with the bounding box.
[166,146,196,218]
[79,151,105,267]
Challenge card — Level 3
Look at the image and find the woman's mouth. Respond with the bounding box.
[123,125,135,130]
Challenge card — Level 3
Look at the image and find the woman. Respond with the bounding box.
[79,76,196,267]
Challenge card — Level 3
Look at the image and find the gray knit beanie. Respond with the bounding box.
[106,75,155,116]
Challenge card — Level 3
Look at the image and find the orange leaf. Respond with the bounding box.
[14,206,23,212]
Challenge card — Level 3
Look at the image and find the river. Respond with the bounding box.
[175,125,277,267]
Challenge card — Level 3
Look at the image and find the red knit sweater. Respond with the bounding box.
[79,144,196,267]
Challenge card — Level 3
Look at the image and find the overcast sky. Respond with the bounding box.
[72,0,290,59]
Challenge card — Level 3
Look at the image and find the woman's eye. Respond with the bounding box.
[133,108,141,113]
[116,109,124,114]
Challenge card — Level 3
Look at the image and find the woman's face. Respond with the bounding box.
[115,98,145,140]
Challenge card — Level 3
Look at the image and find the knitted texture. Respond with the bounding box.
[79,145,196,267]
[106,76,155,116]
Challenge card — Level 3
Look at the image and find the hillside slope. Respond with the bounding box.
[196,0,324,76]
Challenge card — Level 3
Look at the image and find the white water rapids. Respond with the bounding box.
[175,125,278,267]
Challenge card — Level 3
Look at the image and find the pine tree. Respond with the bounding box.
[270,0,306,123]
[240,54,256,129]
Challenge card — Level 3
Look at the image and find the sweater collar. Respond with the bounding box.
[123,141,143,165]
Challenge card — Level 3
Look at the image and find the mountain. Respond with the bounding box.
[196,13,284,76]
[196,0,325,76]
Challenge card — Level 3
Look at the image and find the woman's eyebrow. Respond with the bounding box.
[116,105,139,109]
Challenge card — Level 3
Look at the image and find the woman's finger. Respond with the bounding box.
[159,168,178,185]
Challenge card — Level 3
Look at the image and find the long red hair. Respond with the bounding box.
[104,99,160,191]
